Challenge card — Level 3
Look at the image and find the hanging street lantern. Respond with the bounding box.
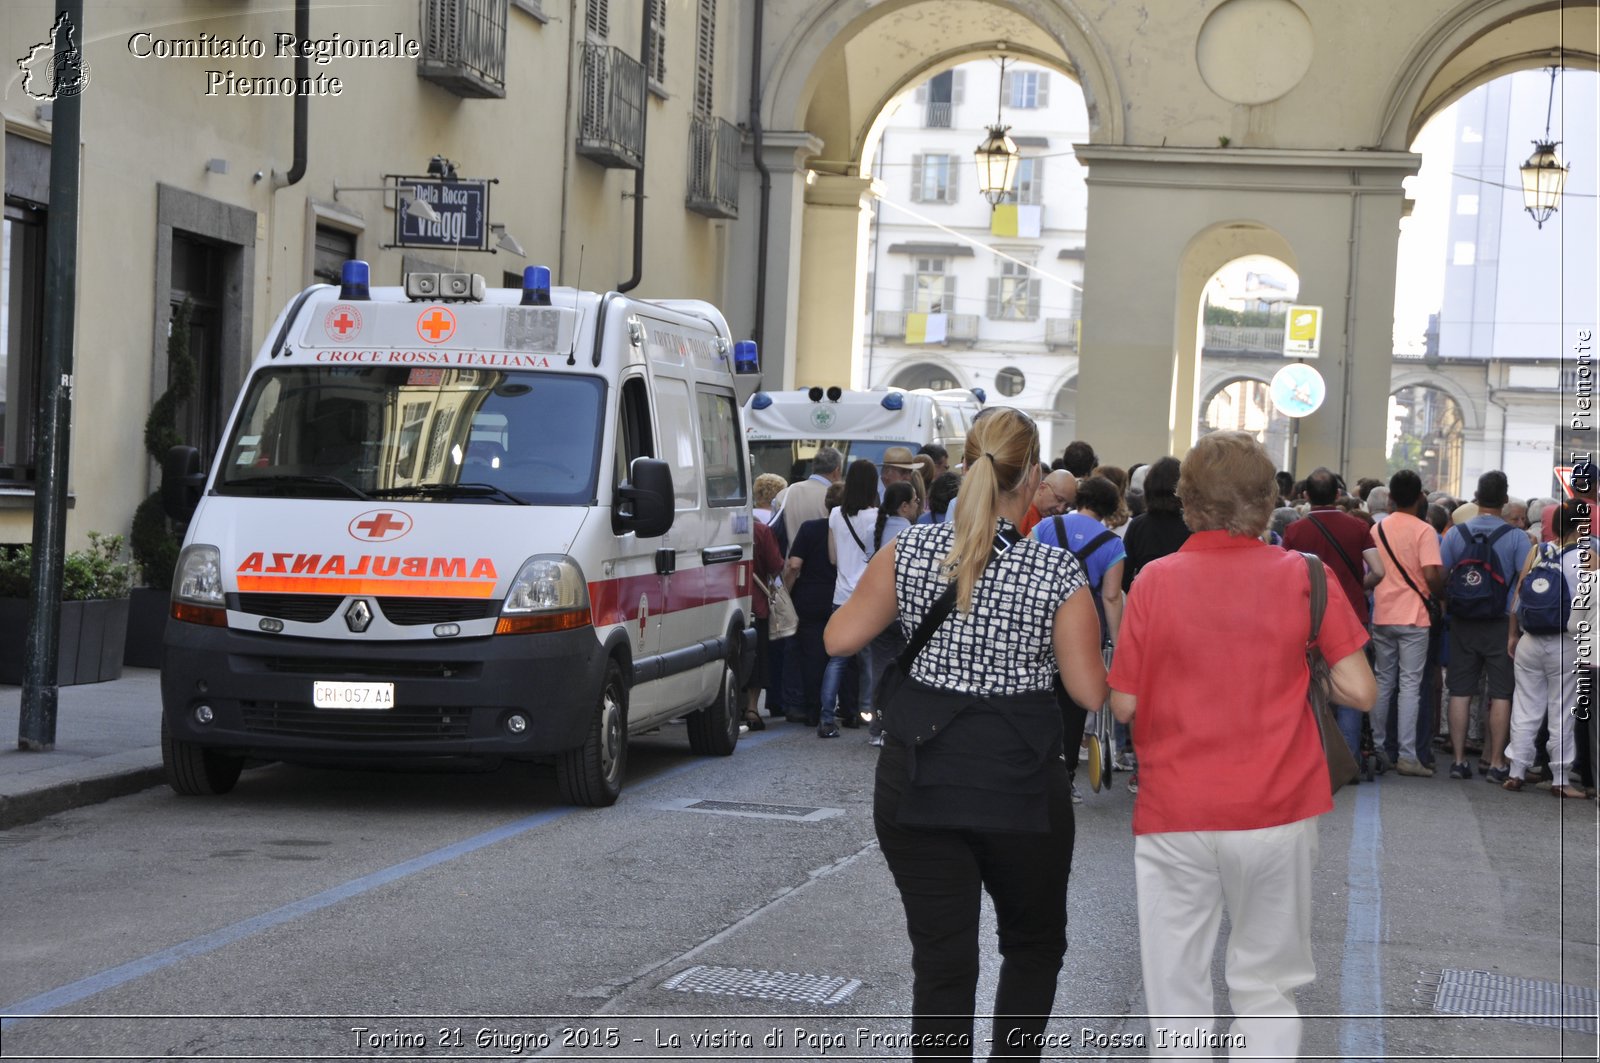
[1519,67,1567,229]
[975,124,1020,206]
[1520,140,1567,229]
[974,56,1020,207]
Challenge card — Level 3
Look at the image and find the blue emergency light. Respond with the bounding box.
[521,265,552,306]
[733,340,760,375]
[340,260,370,300]
[972,387,987,404]
[881,393,904,411]
[751,392,773,410]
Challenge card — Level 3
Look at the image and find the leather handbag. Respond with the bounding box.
[752,575,798,640]
[1303,553,1360,794]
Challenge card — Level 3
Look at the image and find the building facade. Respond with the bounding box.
[1,0,1595,562]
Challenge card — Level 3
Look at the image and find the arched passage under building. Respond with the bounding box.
[735,0,1599,478]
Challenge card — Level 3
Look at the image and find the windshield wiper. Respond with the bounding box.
[220,473,372,500]
[371,482,530,505]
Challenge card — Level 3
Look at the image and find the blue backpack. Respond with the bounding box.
[1516,543,1575,635]
[1445,523,1514,620]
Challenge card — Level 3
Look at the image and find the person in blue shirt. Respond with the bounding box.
[1034,475,1127,646]
[1437,470,1532,782]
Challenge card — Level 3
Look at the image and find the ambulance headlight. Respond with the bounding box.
[497,555,592,635]
[173,545,225,606]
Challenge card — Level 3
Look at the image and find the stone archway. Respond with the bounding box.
[730,0,1589,480]
[889,360,966,391]
[1388,383,1468,497]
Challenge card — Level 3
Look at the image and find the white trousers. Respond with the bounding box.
[1135,817,1320,1061]
[1507,632,1579,786]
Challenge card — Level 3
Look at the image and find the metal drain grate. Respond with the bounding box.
[661,964,862,1005]
[654,797,842,822]
[1423,969,1597,1034]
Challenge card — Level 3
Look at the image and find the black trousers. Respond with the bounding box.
[874,741,1075,1061]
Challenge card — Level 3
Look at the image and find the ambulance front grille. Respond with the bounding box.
[376,597,499,625]
[239,702,472,741]
[256,657,475,679]
[233,593,344,623]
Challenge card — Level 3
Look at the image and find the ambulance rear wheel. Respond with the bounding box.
[557,660,627,807]
[161,717,243,796]
[687,658,739,757]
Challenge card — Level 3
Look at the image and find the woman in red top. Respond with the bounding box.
[1108,431,1374,1059]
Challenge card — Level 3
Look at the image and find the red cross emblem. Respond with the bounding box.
[347,509,412,542]
[323,304,362,342]
[417,307,456,344]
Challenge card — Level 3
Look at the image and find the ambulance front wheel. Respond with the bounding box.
[161,716,244,796]
[557,659,628,807]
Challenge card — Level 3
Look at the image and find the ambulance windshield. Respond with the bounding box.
[749,440,916,483]
[216,367,604,505]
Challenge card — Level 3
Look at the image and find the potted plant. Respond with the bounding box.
[126,300,193,667]
[0,532,134,685]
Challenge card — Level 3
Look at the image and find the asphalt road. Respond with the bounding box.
[1,720,1595,1061]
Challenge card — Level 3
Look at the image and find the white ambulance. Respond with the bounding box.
[158,262,760,806]
[743,386,982,483]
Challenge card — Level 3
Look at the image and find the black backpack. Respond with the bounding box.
[1444,523,1515,620]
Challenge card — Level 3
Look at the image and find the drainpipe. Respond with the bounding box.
[274,0,309,188]
[748,0,771,349]
[617,1,652,292]
[1338,169,1360,476]
[1486,387,1510,471]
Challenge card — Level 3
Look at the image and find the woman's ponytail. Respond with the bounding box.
[941,409,1038,611]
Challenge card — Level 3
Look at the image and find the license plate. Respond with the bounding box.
[312,681,395,710]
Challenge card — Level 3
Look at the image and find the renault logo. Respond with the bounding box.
[344,599,374,633]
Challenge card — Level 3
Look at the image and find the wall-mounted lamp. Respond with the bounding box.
[404,195,440,223]
[427,154,458,180]
[1519,66,1568,229]
[491,223,526,257]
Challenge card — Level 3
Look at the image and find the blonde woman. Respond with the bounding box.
[827,407,1106,1061]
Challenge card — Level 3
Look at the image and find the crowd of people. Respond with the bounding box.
[743,419,1594,1060]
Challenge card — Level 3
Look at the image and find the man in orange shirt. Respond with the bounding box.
[1019,469,1077,536]
[1369,470,1445,776]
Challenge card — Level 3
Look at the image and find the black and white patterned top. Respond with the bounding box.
[893,518,1088,695]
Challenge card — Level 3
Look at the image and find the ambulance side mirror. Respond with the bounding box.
[162,445,205,522]
[615,458,675,538]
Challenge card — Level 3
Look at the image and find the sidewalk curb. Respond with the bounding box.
[0,752,166,830]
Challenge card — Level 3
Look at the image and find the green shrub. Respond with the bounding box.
[131,299,194,588]
[0,532,133,601]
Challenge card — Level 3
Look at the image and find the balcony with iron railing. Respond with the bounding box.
[577,43,645,169]
[873,311,979,345]
[1203,325,1285,354]
[417,0,508,99]
[924,101,952,128]
[687,115,741,218]
[1045,317,1080,350]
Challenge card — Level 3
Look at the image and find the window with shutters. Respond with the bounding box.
[312,225,358,286]
[916,70,961,128]
[418,0,509,98]
[1,200,44,477]
[1006,70,1049,109]
[1008,157,1043,206]
[987,258,1041,321]
[586,0,608,38]
[911,154,959,204]
[647,0,667,93]
[905,258,955,313]
[694,0,716,116]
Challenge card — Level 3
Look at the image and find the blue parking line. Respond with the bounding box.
[1338,781,1385,1059]
[1,729,783,1027]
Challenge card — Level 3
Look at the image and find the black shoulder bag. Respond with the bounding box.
[1376,521,1442,627]
[874,527,1020,729]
